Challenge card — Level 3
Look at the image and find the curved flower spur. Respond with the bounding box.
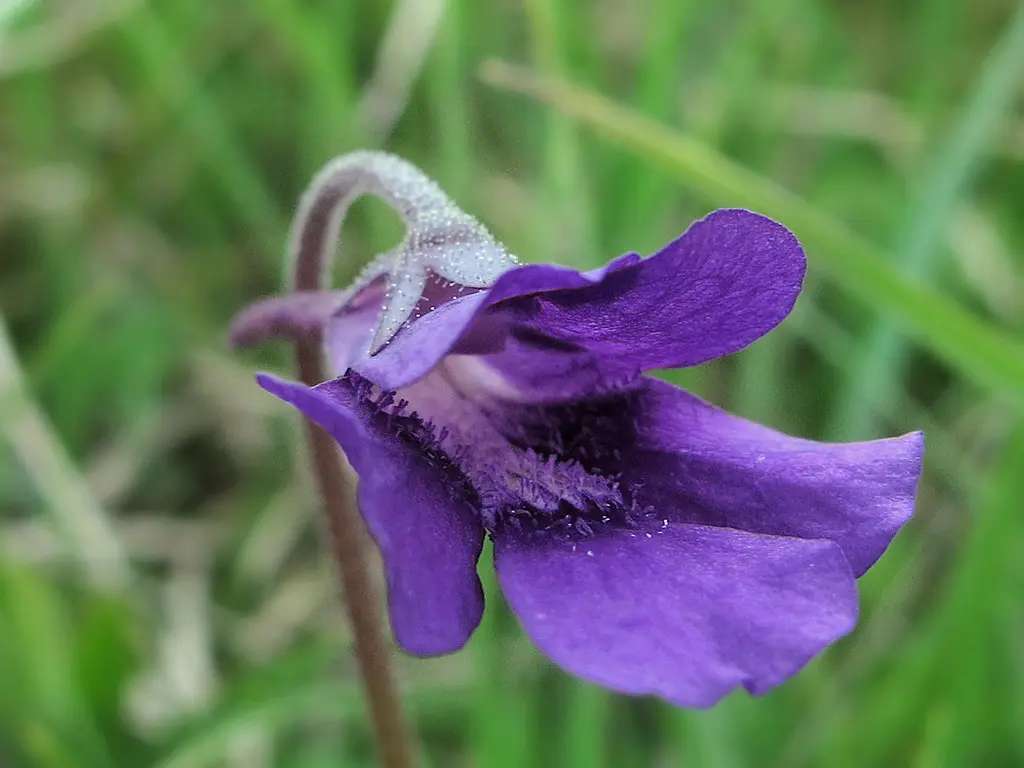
[232,151,924,707]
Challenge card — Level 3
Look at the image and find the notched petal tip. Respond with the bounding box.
[618,379,926,580]
[872,426,925,528]
[837,427,925,575]
[904,429,927,464]
[892,429,926,484]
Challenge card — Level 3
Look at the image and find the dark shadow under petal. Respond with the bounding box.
[494,521,857,707]
[499,376,922,576]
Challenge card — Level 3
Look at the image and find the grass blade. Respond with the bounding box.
[480,60,1024,405]
[828,3,1024,438]
[0,317,129,590]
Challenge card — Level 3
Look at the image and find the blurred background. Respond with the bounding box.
[2,0,1023,765]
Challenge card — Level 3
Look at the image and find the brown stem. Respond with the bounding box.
[295,342,415,768]
[290,153,418,768]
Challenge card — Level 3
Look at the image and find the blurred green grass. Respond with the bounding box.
[2,0,1023,766]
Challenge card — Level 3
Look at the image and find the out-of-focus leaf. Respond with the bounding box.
[0,562,115,767]
[480,60,1024,405]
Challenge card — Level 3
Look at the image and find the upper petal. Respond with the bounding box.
[233,210,802,402]
[480,209,805,398]
[494,521,858,707]
[616,379,924,576]
[351,209,804,398]
[256,372,485,656]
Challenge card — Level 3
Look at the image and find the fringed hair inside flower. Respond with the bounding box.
[232,151,923,707]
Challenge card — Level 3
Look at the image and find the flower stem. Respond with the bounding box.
[295,341,415,768]
[290,155,419,768]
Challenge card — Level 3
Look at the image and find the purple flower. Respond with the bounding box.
[232,152,923,707]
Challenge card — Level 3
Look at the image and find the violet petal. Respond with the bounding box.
[494,521,858,707]
[229,291,348,348]
[256,372,485,656]
[351,209,804,399]
[352,252,641,390]
[618,379,924,576]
